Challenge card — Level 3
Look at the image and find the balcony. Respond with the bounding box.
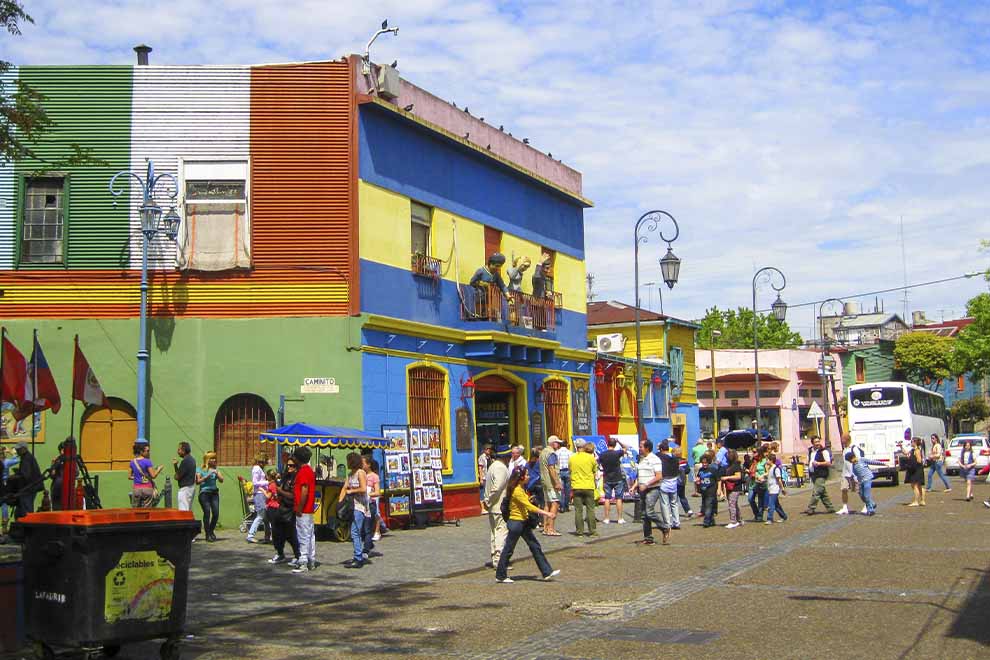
[463,284,560,332]
[411,252,442,280]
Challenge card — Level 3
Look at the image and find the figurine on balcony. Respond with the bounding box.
[532,251,552,298]
[506,255,531,293]
[469,252,507,295]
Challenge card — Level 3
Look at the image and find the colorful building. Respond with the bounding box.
[586,301,699,455]
[0,53,594,523]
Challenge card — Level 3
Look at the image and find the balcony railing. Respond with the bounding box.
[464,284,560,331]
[411,252,442,279]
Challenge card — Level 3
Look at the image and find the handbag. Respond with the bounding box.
[132,459,160,502]
[336,495,354,523]
[274,504,294,524]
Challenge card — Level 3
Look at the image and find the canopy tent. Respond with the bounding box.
[259,423,392,450]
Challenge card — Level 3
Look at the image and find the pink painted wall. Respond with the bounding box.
[352,56,584,197]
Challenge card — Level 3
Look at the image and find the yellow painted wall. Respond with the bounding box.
[359,181,586,313]
[667,325,697,404]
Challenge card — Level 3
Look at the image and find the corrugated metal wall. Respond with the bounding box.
[0,68,15,268]
[250,62,355,316]
[15,66,133,268]
[129,65,250,270]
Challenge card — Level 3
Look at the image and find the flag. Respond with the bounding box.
[0,334,27,407]
[15,335,61,420]
[73,339,108,408]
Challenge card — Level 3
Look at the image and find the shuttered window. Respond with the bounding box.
[180,160,250,271]
[21,177,66,264]
[411,202,432,255]
[543,379,569,441]
[80,398,137,471]
[408,366,451,470]
[214,393,275,466]
[484,226,502,260]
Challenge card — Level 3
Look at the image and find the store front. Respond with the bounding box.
[474,374,523,452]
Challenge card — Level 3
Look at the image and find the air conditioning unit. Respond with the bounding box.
[596,333,626,353]
[377,64,401,100]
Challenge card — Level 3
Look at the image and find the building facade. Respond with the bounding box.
[0,55,593,523]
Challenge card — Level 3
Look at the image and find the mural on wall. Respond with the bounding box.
[530,410,544,446]
[0,404,45,443]
[455,406,474,453]
[572,380,591,435]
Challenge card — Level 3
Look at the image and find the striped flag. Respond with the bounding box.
[15,335,61,421]
[72,337,108,408]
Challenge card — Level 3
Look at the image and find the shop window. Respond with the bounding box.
[20,176,66,265]
[80,397,137,471]
[409,366,451,470]
[214,393,275,466]
[180,160,250,271]
[543,379,569,441]
[855,356,866,383]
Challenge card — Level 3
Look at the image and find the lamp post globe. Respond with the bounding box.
[771,294,787,322]
[659,247,681,290]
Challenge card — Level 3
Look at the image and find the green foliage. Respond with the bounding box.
[952,293,990,380]
[950,396,990,423]
[893,332,954,385]
[696,306,803,349]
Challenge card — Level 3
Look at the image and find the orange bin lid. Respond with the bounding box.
[16,508,195,527]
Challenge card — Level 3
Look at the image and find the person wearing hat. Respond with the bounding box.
[12,442,43,518]
[482,445,512,569]
[539,439,563,536]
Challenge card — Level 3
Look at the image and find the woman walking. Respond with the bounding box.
[246,453,270,543]
[339,452,370,568]
[495,467,559,583]
[765,452,788,524]
[721,450,744,529]
[900,438,926,507]
[270,461,301,565]
[197,451,224,541]
[925,434,951,493]
[959,439,977,502]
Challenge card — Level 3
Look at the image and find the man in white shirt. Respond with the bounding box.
[477,444,493,489]
[635,439,666,545]
[837,433,865,515]
[552,437,572,512]
[481,446,512,568]
[509,445,527,473]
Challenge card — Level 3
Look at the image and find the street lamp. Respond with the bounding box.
[817,298,844,446]
[109,161,180,444]
[710,329,721,437]
[752,266,787,439]
[634,210,681,438]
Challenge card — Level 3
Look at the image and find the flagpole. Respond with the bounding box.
[31,329,37,456]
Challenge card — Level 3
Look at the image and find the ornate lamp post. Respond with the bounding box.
[634,210,681,436]
[752,267,787,438]
[710,329,721,436]
[817,298,844,446]
[110,161,180,444]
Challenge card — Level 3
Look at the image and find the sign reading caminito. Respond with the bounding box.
[301,377,339,394]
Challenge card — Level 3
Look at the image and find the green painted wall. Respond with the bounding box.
[839,340,897,393]
[15,66,132,268]
[2,315,363,528]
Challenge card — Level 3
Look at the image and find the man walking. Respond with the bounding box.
[598,437,626,524]
[292,446,317,573]
[635,439,664,545]
[570,440,598,536]
[173,442,197,512]
[551,437,571,512]
[804,436,836,515]
[540,438,563,536]
[837,433,863,515]
[13,442,42,518]
[656,440,680,544]
[482,445,511,569]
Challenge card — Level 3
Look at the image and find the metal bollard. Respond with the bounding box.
[162,477,173,508]
[633,496,643,522]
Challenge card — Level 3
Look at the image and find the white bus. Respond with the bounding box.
[847,381,947,485]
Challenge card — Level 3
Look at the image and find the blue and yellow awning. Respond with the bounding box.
[259,423,392,450]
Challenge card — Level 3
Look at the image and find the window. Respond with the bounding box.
[409,366,451,470]
[411,202,432,255]
[759,389,780,399]
[80,398,137,471]
[484,226,502,260]
[697,391,719,399]
[725,390,749,399]
[799,389,809,398]
[180,160,250,271]
[648,379,669,418]
[543,380,569,441]
[595,372,617,416]
[810,389,823,398]
[21,177,65,264]
[214,393,275,466]
[855,356,866,383]
[539,247,556,294]
[668,346,684,396]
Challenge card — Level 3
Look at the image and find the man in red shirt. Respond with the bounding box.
[292,446,317,573]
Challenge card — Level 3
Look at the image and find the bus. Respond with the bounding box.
[847,381,947,485]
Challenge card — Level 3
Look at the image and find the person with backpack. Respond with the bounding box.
[747,445,769,522]
[495,467,559,583]
[694,452,719,527]
[765,452,788,524]
[804,436,837,515]
[721,449,744,528]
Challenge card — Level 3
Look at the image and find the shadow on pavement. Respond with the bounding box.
[947,564,990,647]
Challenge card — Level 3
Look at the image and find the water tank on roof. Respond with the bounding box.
[843,301,861,316]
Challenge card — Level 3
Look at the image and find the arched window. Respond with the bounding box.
[408,366,451,470]
[214,393,275,466]
[80,397,138,471]
[543,379,569,441]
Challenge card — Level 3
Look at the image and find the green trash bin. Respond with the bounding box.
[11,508,200,660]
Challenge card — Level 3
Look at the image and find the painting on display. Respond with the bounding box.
[0,404,44,443]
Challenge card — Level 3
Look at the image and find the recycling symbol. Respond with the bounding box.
[113,571,126,587]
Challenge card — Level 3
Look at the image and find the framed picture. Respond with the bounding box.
[414,488,423,505]
[422,469,433,485]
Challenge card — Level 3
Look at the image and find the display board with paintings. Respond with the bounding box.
[380,424,445,517]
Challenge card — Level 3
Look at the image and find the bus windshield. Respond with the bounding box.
[850,386,904,410]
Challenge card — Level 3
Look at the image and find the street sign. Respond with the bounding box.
[807,401,825,420]
[301,377,339,394]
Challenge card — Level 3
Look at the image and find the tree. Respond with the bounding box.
[950,396,990,426]
[696,306,803,349]
[893,332,954,385]
[953,293,990,380]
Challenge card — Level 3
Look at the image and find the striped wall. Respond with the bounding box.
[0,68,14,268]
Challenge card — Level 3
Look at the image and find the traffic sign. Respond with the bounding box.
[807,401,825,420]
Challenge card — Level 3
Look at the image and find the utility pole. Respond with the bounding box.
[711,329,721,436]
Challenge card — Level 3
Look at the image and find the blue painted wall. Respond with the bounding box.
[359,105,586,259]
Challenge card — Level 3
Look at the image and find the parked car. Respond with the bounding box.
[944,434,990,475]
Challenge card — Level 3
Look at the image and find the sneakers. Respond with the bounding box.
[836,506,849,515]
[617,518,627,525]
[246,537,259,543]
[291,562,311,574]
[602,519,611,525]
[344,560,364,569]
[984,501,990,509]
[944,489,952,493]
[287,558,302,568]
[496,577,514,584]
[726,522,740,529]
[637,538,656,545]
[372,533,381,541]
[765,520,773,525]
[861,506,869,514]
[268,555,288,564]
[542,569,561,581]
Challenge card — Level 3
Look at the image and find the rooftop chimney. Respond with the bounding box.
[134,45,152,66]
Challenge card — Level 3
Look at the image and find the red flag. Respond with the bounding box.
[73,339,108,408]
[15,336,61,420]
[0,335,27,407]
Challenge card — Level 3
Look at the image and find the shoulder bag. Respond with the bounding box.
[336,493,354,523]
[132,458,161,504]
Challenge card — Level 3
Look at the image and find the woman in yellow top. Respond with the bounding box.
[495,467,560,583]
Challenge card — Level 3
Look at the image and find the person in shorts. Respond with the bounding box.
[837,433,862,515]
[540,438,564,536]
[598,437,627,524]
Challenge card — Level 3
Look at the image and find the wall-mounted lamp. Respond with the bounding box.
[535,383,545,405]
[615,370,627,389]
[594,364,606,385]
[460,375,476,401]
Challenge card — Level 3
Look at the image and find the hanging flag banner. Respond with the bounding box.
[73,338,109,408]
[16,335,62,421]
[0,333,27,408]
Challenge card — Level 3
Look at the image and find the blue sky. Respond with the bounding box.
[4,0,989,338]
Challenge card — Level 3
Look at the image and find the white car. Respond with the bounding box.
[944,435,990,475]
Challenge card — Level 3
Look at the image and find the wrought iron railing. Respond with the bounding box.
[411,252,442,279]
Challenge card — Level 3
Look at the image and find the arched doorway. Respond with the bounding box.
[543,379,570,442]
[80,397,137,471]
[473,374,528,453]
[214,393,275,466]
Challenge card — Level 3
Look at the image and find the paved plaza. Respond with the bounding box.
[71,478,990,660]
